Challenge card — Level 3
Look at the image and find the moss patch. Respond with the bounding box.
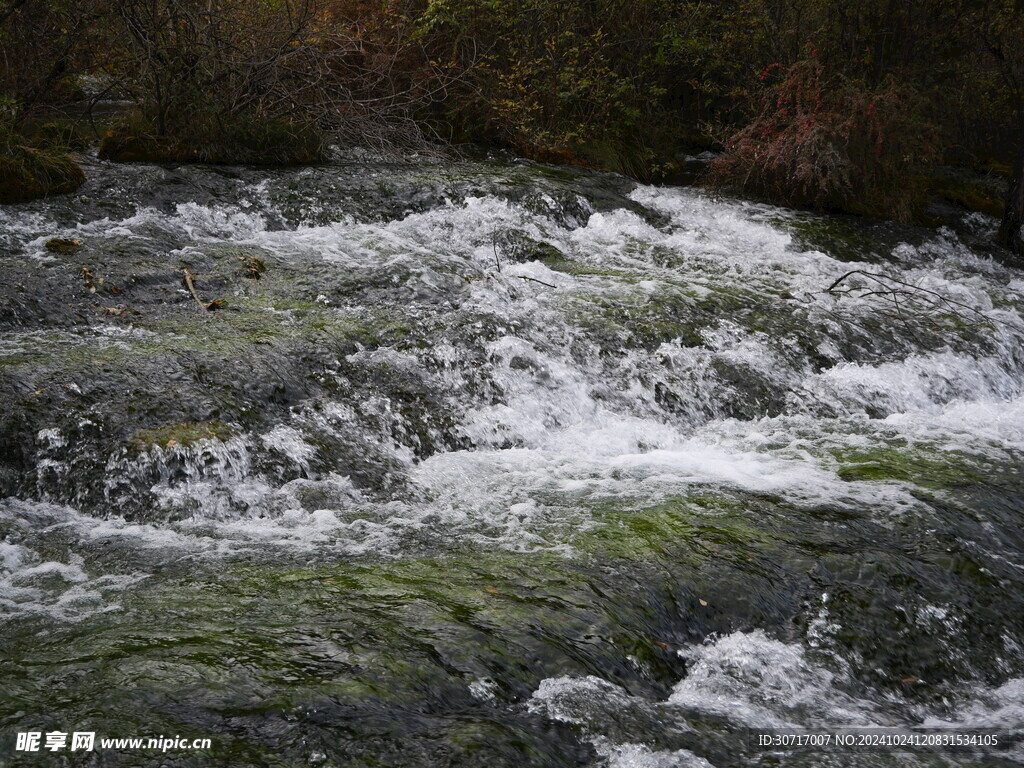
[44,237,83,253]
[575,494,778,563]
[543,255,633,279]
[768,212,892,264]
[128,421,237,451]
[928,166,1008,218]
[566,289,705,350]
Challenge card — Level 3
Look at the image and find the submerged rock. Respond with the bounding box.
[45,237,83,253]
[128,421,238,452]
[928,165,1008,218]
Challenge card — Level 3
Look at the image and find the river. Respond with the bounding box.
[1,151,1023,767]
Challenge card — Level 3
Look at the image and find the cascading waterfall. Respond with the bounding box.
[1,152,1023,766]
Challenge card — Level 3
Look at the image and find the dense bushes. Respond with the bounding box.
[419,0,692,178]
[708,58,941,222]
[106,0,442,159]
[2,0,443,165]
[1,0,1022,251]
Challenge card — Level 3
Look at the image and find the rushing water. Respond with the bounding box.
[1,150,1023,767]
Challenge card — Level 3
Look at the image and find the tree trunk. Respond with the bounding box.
[998,118,1024,258]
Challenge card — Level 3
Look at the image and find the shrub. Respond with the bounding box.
[105,0,441,156]
[707,57,942,222]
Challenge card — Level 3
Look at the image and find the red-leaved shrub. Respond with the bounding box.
[708,57,941,222]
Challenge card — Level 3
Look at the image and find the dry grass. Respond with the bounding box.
[0,119,84,203]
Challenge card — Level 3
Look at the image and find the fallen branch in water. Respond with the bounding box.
[821,269,995,330]
[182,268,208,313]
[492,237,502,273]
[511,274,556,288]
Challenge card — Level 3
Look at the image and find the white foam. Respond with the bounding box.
[530,628,1024,765]
[593,740,715,768]
[0,536,145,623]
[669,630,872,727]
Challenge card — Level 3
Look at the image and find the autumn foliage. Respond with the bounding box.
[709,57,942,222]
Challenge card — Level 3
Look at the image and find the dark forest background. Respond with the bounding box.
[2,0,1023,254]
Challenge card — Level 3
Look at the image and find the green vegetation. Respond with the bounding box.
[832,446,990,491]
[575,493,777,563]
[567,289,705,350]
[29,119,93,150]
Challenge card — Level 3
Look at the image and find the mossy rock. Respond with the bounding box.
[99,116,325,166]
[974,159,1012,179]
[0,145,85,204]
[566,289,706,351]
[575,494,778,563]
[128,421,237,452]
[772,212,891,263]
[928,166,1008,218]
[493,230,564,264]
[544,254,632,279]
[571,137,657,181]
[45,237,83,253]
